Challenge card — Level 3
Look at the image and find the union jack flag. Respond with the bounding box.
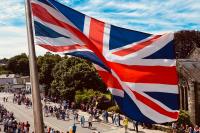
[31,0,179,123]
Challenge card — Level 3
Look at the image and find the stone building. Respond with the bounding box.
[0,74,30,92]
[178,60,200,125]
[178,48,200,125]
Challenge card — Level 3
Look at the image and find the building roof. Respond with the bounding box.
[179,60,200,82]
[0,74,16,78]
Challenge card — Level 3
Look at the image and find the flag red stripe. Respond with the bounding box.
[89,18,104,53]
[132,90,179,119]
[38,44,83,52]
[113,35,162,56]
[97,70,123,90]
[109,62,178,84]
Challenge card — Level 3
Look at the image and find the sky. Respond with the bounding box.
[0,0,199,59]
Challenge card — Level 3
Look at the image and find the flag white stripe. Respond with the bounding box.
[134,33,174,58]
[93,64,107,72]
[108,88,124,97]
[35,36,80,46]
[109,33,174,59]
[83,16,91,37]
[106,58,176,66]
[110,35,160,53]
[32,0,75,28]
[125,82,178,94]
[33,16,83,45]
[103,24,111,57]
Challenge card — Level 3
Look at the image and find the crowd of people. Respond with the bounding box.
[0,104,30,132]
[172,122,200,133]
[12,93,32,108]
[4,91,200,133]
[41,97,140,133]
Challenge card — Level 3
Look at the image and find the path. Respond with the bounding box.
[0,93,166,133]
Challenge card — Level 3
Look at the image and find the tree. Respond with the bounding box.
[51,57,106,100]
[174,30,200,58]
[0,58,8,64]
[7,53,29,75]
[0,64,9,74]
[37,52,62,96]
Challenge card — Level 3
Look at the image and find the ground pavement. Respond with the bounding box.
[0,93,166,133]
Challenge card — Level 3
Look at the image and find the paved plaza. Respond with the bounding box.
[0,93,166,133]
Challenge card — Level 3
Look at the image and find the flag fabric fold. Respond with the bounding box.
[31,0,179,123]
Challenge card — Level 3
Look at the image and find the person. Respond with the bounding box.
[80,116,85,127]
[48,127,51,133]
[102,110,105,122]
[180,124,185,133]
[193,125,199,133]
[66,109,70,120]
[68,124,76,133]
[75,112,78,122]
[188,126,193,133]
[17,123,21,133]
[50,128,55,133]
[49,106,53,116]
[68,126,72,133]
[172,122,177,133]
[185,125,189,133]
[115,113,120,127]
[72,124,77,133]
[88,115,93,129]
[25,121,30,133]
[123,117,129,133]
[61,110,66,120]
[111,111,114,124]
[117,113,121,126]
[44,126,48,133]
[44,105,49,117]
[132,120,138,133]
[105,111,109,123]
[135,121,139,133]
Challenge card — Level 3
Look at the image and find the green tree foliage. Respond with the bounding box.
[75,89,101,104]
[0,65,9,74]
[107,105,121,113]
[6,53,29,76]
[37,52,61,95]
[177,110,191,126]
[0,58,8,64]
[51,57,106,100]
[75,89,114,110]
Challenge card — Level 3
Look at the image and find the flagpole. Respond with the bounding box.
[25,0,44,132]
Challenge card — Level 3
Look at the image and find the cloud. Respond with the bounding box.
[0,0,47,58]
[0,0,25,26]
[0,25,47,59]
[68,0,200,33]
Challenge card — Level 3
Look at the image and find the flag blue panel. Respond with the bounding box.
[109,25,151,50]
[34,21,70,38]
[46,0,85,32]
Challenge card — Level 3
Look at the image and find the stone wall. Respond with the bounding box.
[196,83,200,124]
